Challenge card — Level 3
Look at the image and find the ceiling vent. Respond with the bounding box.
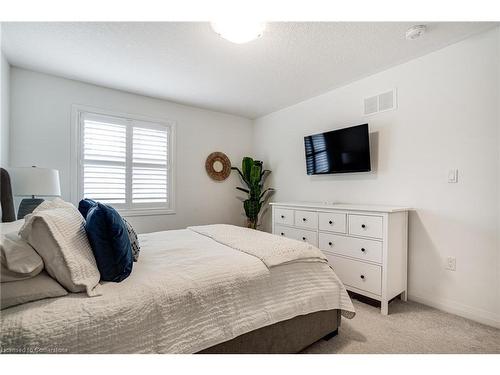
[363,89,397,116]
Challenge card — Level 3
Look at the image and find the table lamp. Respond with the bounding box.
[11,166,61,219]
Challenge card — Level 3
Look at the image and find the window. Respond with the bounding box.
[73,107,175,216]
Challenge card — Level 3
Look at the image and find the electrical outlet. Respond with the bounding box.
[445,256,456,271]
[448,169,458,183]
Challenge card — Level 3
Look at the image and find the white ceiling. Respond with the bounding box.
[2,22,497,119]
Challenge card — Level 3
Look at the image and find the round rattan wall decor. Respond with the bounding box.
[205,152,231,181]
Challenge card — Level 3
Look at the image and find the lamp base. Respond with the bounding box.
[17,198,44,220]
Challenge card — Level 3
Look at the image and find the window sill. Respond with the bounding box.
[117,208,176,217]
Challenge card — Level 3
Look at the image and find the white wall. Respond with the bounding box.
[497,30,500,329]
[254,27,500,327]
[0,24,10,167]
[9,68,253,233]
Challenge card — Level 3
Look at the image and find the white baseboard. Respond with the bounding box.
[408,293,500,329]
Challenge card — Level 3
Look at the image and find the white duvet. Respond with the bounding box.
[0,228,354,354]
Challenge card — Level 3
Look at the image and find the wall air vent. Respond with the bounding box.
[364,95,378,116]
[363,89,397,116]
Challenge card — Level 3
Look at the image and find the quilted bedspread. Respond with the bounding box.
[188,224,327,267]
[0,228,355,354]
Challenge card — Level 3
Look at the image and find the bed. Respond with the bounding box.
[0,168,355,354]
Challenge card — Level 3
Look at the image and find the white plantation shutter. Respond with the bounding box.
[78,110,173,213]
[82,115,127,204]
[132,126,168,204]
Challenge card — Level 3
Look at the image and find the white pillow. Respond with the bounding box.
[0,219,25,236]
[33,198,75,212]
[1,233,44,282]
[1,271,68,310]
[19,199,101,296]
[1,220,44,282]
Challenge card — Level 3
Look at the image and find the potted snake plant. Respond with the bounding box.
[231,157,275,229]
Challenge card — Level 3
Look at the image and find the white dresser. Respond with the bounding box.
[271,202,410,315]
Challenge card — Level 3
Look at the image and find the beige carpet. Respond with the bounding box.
[302,297,500,354]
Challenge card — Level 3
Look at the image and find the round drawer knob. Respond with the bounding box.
[281,215,285,219]
[360,275,365,280]
[328,242,333,246]
[361,224,366,229]
[302,237,306,241]
[361,248,366,252]
[302,218,307,222]
[280,232,284,236]
[329,220,333,225]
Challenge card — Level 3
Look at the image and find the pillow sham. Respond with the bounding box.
[79,199,140,262]
[122,218,140,262]
[1,232,43,282]
[85,203,133,282]
[19,201,101,296]
[33,197,74,212]
[78,198,97,219]
[0,219,25,235]
[1,271,68,310]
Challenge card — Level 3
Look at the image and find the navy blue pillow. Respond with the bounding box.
[84,203,133,282]
[78,198,97,219]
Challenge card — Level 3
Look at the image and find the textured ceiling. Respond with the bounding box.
[2,22,497,119]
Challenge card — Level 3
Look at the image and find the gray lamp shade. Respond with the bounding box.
[11,167,61,197]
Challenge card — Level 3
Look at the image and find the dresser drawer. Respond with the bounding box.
[274,225,295,239]
[327,254,382,295]
[319,233,382,263]
[275,225,318,247]
[318,212,346,233]
[348,214,383,239]
[294,210,318,230]
[274,208,294,226]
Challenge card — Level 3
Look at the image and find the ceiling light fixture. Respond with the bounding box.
[210,21,266,44]
[405,25,427,40]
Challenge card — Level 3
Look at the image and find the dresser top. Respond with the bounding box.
[270,201,411,213]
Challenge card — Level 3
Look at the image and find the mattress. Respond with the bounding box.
[0,229,354,354]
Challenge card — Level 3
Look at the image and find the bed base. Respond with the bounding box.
[198,309,341,354]
[322,328,338,341]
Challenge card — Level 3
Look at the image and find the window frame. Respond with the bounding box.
[71,105,176,217]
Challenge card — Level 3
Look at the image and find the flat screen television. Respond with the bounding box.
[304,124,371,175]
